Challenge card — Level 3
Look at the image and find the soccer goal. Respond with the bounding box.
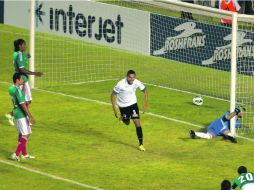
[27,0,254,135]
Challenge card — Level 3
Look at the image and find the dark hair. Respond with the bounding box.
[238,166,247,174]
[13,73,22,83]
[127,70,136,76]
[221,180,231,190]
[14,39,26,52]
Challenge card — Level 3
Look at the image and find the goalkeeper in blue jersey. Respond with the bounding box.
[189,106,244,143]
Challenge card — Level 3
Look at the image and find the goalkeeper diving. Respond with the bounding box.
[189,106,244,143]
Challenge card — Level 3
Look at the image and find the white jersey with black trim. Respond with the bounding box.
[113,78,145,108]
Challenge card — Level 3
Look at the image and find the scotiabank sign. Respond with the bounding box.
[4,1,150,54]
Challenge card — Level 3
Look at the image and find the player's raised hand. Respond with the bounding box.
[235,107,241,114]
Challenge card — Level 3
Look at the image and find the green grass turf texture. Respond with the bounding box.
[1,24,254,190]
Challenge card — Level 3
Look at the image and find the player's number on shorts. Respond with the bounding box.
[239,173,254,183]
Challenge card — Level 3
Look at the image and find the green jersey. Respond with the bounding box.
[9,85,27,119]
[233,173,254,189]
[13,51,29,82]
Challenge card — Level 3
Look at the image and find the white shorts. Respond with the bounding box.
[14,117,32,135]
[23,82,32,102]
[242,183,254,190]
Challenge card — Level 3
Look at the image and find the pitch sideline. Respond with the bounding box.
[0,159,104,190]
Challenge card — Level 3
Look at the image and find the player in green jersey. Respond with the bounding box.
[232,166,254,190]
[6,39,43,126]
[10,73,36,161]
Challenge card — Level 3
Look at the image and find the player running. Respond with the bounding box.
[189,107,243,143]
[111,70,148,151]
[232,166,254,190]
[10,73,36,161]
[6,39,43,126]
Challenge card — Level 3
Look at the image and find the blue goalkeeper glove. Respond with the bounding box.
[235,107,241,115]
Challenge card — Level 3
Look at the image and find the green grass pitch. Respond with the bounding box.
[1,24,254,190]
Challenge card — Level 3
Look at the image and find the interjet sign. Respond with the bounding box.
[4,1,150,55]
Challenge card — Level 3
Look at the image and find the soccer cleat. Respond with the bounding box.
[5,113,14,126]
[227,136,237,143]
[21,154,35,159]
[138,144,146,151]
[231,138,237,143]
[11,153,20,161]
[189,130,196,139]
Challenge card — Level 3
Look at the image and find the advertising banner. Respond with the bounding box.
[4,1,150,55]
[151,14,254,75]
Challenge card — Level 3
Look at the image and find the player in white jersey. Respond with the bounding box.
[111,70,148,151]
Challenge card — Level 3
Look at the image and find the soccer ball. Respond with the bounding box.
[193,96,203,106]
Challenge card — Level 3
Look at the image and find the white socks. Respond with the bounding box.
[195,132,212,139]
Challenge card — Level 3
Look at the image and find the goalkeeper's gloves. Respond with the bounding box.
[235,107,241,115]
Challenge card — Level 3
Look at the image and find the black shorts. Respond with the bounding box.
[119,103,140,120]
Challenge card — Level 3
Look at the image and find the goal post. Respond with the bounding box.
[235,13,254,135]
[141,0,238,135]
[229,12,237,136]
[29,0,35,89]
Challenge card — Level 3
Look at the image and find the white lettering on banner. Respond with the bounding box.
[46,4,124,44]
[153,22,206,55]
[202,31,254,65]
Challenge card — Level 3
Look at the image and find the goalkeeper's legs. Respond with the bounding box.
[189,130,213,139]
[195,132,213,139]
[223,130,237,143]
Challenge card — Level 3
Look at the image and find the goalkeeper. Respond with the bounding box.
[189,107,243,143]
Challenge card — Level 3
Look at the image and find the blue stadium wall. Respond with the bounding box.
[0,1,4,24]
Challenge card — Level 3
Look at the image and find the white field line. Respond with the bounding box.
[70,79,117,85]
[144,83,230,102]
[235,135,254,142]
[1,82,254,188]
[35,88,254,142]
[0,160,104,190]
[0,81,253,142]
[35,88,110,105]
[35,88,203,128]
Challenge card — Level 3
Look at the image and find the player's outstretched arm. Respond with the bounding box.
[19,67,43,77]
[111,92,118,118]
[226,107,242,120]
[143,89,148,114]
[226,112,236,120]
